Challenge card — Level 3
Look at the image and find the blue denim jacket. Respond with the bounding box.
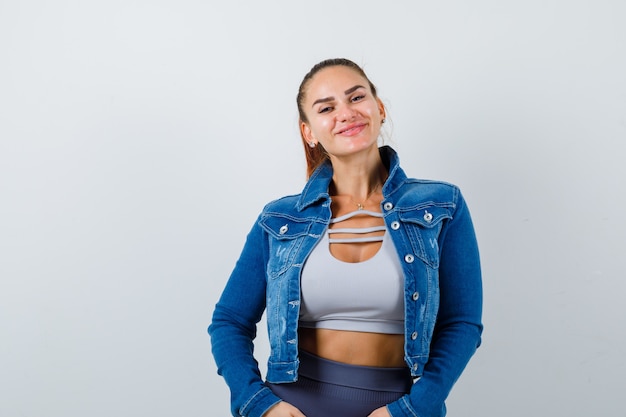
[209,146,482,417]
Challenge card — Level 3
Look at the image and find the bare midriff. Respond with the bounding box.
[298,327,406,367]
[298,189,405,368]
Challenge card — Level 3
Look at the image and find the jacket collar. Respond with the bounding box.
[296,146,407,211]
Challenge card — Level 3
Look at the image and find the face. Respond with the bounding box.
[300,66,385,159]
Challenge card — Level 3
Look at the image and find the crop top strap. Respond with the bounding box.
[328,209,385,244]
[330,209,383,223]
[327,226,387,243]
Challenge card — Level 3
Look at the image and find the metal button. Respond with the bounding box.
[411,331,418,340]
[279,225,288,234]
[383,202,393,211]
[412,292,419,301]
[412,363,419,371]
[391,221,400,230]
[423,211,433,223]
[404,254,414,263]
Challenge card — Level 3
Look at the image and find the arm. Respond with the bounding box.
[388,190,483,417]
[209,217,282,417]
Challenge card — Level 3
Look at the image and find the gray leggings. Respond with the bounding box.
[265,350,412,417]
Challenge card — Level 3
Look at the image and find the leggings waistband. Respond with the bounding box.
[297,349,412,393]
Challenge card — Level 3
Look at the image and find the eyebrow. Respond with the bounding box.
[311,84,366,107]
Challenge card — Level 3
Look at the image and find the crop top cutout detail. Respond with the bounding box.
[299,210,405,335]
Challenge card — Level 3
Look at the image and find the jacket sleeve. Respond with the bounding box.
[387,189,483,417]
[208,216,282,417]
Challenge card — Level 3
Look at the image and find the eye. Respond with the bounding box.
[318,106,333,114]
[351,94,365,102]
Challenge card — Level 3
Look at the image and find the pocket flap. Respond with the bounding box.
[260,214,312,239]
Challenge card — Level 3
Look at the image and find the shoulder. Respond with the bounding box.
[392,178,462,209]
[260,194,303,216]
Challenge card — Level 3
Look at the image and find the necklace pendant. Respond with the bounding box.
[357,203,364,210]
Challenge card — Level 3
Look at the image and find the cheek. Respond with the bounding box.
[311,118,333,136]
[364,103,380,118]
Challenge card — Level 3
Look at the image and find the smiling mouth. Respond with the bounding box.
[337,123,366,136]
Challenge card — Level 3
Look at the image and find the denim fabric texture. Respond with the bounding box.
[209,146,483,417]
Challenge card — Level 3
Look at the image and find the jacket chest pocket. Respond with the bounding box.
[259,215,313,278]
[398,205,452,269]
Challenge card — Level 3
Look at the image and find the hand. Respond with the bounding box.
[367,405,391,417]
[263,401,306,417]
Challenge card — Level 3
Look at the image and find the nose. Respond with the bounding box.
[336,103,356,122]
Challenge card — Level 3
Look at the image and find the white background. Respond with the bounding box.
[1,1,625,416]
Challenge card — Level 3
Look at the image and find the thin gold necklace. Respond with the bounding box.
[349,184,380,210]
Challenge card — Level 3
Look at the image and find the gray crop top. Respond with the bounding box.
[299,214,405,334]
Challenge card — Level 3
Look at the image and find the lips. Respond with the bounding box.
[336,123,367,136]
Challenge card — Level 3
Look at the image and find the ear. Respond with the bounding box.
[377,98,386,120]
[300,121,314,144]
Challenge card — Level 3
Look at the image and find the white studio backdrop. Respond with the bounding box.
[1,1,624,416]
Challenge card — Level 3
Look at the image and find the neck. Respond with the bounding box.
[329,148,387,202]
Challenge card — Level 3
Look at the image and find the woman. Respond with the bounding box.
[209,58,483,417]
